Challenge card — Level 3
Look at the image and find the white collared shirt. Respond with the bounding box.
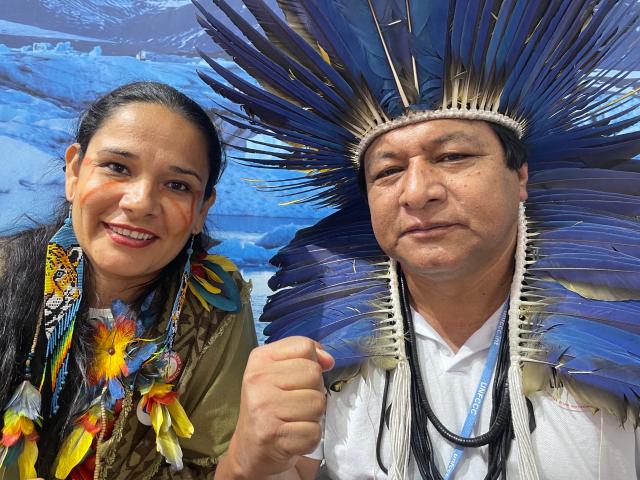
[310,307,640,479]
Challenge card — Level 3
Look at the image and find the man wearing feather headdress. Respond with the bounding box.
[195,0,640,479]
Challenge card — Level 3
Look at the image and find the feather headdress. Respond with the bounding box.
[196,0,640,478]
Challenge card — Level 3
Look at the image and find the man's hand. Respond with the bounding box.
[224,336,334,479]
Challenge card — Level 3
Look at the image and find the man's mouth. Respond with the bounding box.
[402,223,458,237]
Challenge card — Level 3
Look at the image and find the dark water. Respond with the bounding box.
[240,267,274,344]
[214,214,319,344]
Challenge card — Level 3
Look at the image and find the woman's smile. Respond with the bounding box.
[103,222,158,248]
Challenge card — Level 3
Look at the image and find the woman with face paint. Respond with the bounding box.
[0,82,257,480]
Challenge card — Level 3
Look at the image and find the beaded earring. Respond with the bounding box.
[0,208,84,479]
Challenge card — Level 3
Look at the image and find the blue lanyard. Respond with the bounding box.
[442,302,508,480]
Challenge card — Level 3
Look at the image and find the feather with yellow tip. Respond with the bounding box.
[53,404,103,479]
[0,381,41,480]
[139,382,194,470]
[188,253,241,313]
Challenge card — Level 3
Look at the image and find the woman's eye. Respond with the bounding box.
[104,162,128,174]
[167,181,191,192]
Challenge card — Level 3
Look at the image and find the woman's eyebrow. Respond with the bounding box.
[97,148,137,158]
[170,165,204,184]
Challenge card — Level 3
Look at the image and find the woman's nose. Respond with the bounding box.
[119,179,160,217]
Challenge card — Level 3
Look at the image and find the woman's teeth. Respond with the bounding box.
[110,225,154,240]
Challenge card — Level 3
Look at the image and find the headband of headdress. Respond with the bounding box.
[196,1,640,478]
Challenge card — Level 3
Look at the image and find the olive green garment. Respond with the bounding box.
[92,273,257,480]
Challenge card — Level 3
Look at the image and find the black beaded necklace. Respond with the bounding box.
[375,269,516,479]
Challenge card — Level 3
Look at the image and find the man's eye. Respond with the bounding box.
[104,162,128,174]
[375,167,402,180]
[167,181,190,192]
[440,153,468,162]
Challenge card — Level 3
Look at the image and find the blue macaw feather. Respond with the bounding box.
[263,283,388,328]
[234,133,341,158]
[239,0,356,101]
[526,204,640,224]
[533,294,640,324]
[501,2,545,81]
[531,250,640,269]
[554,372,639,411]
[410,3,445,106]
[533,244,639,261]
[481,0,517,85]
[269,257,387,285]
[214,107,351,152]
[267,275,386,304]
[536,242,640,261]
[541,320,640,376]
[211,0,354,113]
[543,338,639,377]
[529,303,640,336]
[263,291,383,330]
[199,0,354,115]
[108,378,125,401]
[528,136,640,171]
[263,303,387,343]
[302,0,373,79]
[198,53,352,141]
[529,191,640,204]
[528,168,640,195]
[512,1,593,111]
[529,218,640,235]
[271,233,381,259]
[325,1,397,103]
[450,0,476,66]
[269,308,380,341]
[198,85,355,176]
[527,194,640,218]
[494,0,532,77]
[320,323,382,368]
[530,129,640,156]
[275,0,340,60]
[535,225,640,243]
[126,341,157,375]
[260,202,394,371]
[533,224,640,242]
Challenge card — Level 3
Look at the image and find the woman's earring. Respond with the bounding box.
[164,235,195,350]
[43,204,85,414]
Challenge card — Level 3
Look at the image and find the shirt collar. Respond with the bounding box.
[412,301,507,358]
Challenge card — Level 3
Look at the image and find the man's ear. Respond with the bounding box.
[193,189,216,235]
[517,163,528,202]
[64,143,82,203]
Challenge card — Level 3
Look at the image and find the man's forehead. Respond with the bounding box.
[364,119,493,161]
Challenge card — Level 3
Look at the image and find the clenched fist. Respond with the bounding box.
[223,336,334,478]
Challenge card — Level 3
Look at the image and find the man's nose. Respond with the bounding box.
[119,179,160,217]
[398,160,447,210]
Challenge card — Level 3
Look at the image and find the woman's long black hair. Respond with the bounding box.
[0,81,225,474]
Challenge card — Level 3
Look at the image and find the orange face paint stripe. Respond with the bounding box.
[79,181,119,206]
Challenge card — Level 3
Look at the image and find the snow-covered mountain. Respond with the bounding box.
[0,0,275,55]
